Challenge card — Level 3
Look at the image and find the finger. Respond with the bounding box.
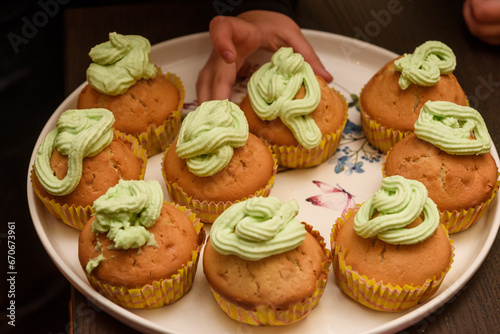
[464,0,500,44]
[196,64,214,104]
[210,15,263,63]
[196,51,238,103]
[209,16,238,63]
[210,62,238,101]
[470,23,500,45]
[282,34,333,83]
[464,0,477,32]
[248,11,333,83]
[196,50,219,102]
[298,46,333,83]
[469,0,500,23]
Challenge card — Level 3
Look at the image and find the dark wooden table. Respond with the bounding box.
[63,1,499,333]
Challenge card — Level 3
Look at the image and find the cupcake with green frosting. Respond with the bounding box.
[384,100,499,233]
[78,179,205,309]
[239,47,348,168]
[203,196,331,326]
[162,99,278,223]
[31,108,147,229]
[360,41,467,153]
[331,175,454,312]
[77,32,185,157]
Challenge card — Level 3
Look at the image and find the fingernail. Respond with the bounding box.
[222,50,233,62]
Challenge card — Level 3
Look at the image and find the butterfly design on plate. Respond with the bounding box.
[306,181,356,215]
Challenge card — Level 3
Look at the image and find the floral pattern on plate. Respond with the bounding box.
[328,93,381,176]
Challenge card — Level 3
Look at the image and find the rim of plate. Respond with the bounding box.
[26,29,500,334]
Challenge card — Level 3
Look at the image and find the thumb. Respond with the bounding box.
[278,27,332,83]
[295,43,333,83]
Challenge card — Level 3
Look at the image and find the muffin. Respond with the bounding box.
[203,196,331,326]
[360,40,467,153]
[331,175,454,312]
[77,32,185,156]
[31,108,147,229]
[384,101,499,233]
[78,179,205,309]
[239,47,348,168]
[162,99,277,223]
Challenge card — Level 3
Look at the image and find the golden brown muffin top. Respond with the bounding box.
[334,211,452,286]
[33,138,143,208]
[78,202,201,288]
[203,232,326,310]
[384,133,498,212]
[360,58,467,132]
[163,133,275,203]
[239,76,346,147]
[77,70,179,135]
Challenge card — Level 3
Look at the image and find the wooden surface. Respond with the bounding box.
[65,1,500,333]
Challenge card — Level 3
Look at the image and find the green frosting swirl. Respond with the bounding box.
[87,32,157,95]
[176,100,249,177]
[92,179,163,250]
[34,108,114,196]
[414,101,492,155]
[247,47,322,149]
[210,196,307,261]
[394,41,456,90]
[354,176,440,245]
[85,253,105,274]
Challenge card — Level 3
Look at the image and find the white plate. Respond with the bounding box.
[27,30,500,334]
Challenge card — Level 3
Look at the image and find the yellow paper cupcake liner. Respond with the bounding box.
[360,108,410,154]
[85,204,206,309]
[209,223,331,326]
[439,175,499,234]
[382,162,500,234]
[272,90,348,169]
[134,72,185,157]
[30,131,148,230]
[161,144,278,224]
[331,207,454,312]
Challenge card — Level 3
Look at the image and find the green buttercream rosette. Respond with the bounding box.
[354,176,440,245]
[247,47,322,149]
[394,41,456,90]
[92,179,163,250]
[414,101,492,155]
[34,108,114,196]
[87,32,157,95]
[86,179,164,273]
[210,196,306,261]
[176,99,249,177]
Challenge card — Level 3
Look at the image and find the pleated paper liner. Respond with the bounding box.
[161,143,278,224]
[439,176,499,234]
[360,107,410,155]
[382,160,500,234]
[208,223,331,326]
[84,203,205,309]
[133,72,185,157]
[269,89,348,169]
[30,131,148,230]
[331,206,454,312]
